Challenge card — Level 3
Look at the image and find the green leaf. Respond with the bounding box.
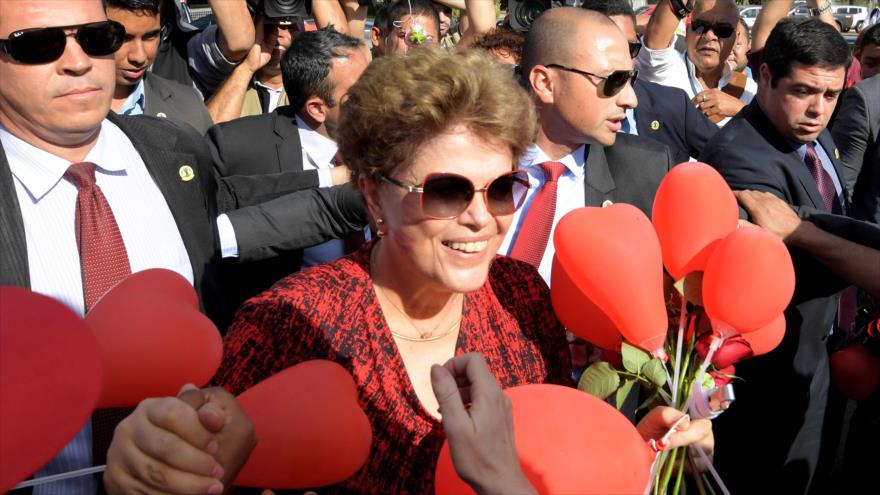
[636,389,661,412]
[577,361,620,400]
[615,377,637,410]
[642,358,668,387]
[621,342,651,374]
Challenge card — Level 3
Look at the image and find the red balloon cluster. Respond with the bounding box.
[0,287,104,493]
[830,345,880,400]
[551,162,795,357]
[235,360,372,489]
[435,384,653,495]
[552,204,668,356]
[85,269,223,408]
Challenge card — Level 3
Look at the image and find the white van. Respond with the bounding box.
[834,5,869,32]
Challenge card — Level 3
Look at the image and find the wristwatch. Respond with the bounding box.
[669,0,695,19]
[810,1,833,16]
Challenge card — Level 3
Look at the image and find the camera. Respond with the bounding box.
[507,0,580,32]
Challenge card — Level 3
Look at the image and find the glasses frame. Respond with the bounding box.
[689,19,736,39]
[0,20,125,64]
[380,170,531,220]
[544,63,638,97]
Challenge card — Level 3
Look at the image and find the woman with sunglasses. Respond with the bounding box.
[214,47,569,494]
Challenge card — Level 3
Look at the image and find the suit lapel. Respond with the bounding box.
[583,143,616,207]
[142,72,172,117]
[0,141,30,287]
[817,130,848,199]
[273,108,305,172]
[108,114,211,264]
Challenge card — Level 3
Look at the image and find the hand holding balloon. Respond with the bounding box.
[636,406,714,456]
[430,353,536,495]
[104,385,255,495]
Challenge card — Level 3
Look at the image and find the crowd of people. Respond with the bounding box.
[1,0,878,493]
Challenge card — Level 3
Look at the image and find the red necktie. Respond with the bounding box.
[804,143,841,214]
[65,162,131,312]
[510,161,566,268]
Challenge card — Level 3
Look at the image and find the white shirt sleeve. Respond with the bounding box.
[637,35,688,87]
[216,213,240,258]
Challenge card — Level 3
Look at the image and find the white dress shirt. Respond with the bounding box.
[255,80,285,113]
[2,119,194,494]
[498,144,587,285]
[636,36,757,127]
[296,115,345,266]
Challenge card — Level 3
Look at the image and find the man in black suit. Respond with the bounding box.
[832,75,880,224]
[700,18,851,494]
[0,1,365,491]
[207,27,368,305]
[499,6,673,285]
[582,0,718,164]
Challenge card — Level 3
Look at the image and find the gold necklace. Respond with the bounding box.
[374,282,462,343]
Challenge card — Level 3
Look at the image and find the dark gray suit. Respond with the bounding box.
[143,71,214,134]
[832,75,880,224]
[0,113,366,331]
[702,100,849,494]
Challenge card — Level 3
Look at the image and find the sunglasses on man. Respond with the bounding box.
[545,64,638,97]
[381,170,531,220]
[689,19,735,39]
[0,20,124,65]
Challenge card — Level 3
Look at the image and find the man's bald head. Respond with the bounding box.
[521,7,620,81]
[693,0,739,18]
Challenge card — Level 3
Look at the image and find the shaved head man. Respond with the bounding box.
[501,7,673,287]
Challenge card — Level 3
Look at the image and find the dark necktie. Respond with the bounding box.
[66,162,134,467]
[510,161,566,268]
[804,143,841,214]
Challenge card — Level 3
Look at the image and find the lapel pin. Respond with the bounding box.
[602,200,613,208]
[178,165,195,182]
[156,112,167,118]
[650,120,660,131]
[834,148,840,160]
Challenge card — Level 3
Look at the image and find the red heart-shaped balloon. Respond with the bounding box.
[553,204,667,355]
[830,345,880,401]
[550,256,621,351]
[652,163,739,281]
[85,269,221,408]
[435,384,654,494]
[0,287,103,493]
[741,314,786,356]
[235,360,372,489]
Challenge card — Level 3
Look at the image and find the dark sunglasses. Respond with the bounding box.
[545,63,638,97]
[628,41,642,59]
[0,20,124,65]
[381,170,531,219]
[689,19,735,39]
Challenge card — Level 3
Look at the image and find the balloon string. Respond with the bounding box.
[671,299,687,405]
[691,445,730,495]
[683,336,722,414]
[13,465,107,489]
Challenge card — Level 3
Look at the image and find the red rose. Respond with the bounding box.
[710,365,736,386]
[696,334,754,369]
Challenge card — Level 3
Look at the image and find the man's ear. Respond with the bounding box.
[303,96,327,124]
[758,62,771,89]
[529,65,555,105]
[370,26,384,51]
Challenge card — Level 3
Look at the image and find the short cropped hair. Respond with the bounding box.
[281,27,363,112]
[762,18,850,87]
[854,23,880,58]
[737,16,750,39]
[105,0,162,14]
[471,27,526,64]
[385,0,440,34]
[338,48,537,181]
[580,0,636,26]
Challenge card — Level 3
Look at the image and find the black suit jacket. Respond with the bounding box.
[0,113,367,331]
[832,75,880,224]
[585,132,674,216]
[143,71,214,135]
[633,80,717,165]
[206,106,327,306]
[702,100,849,494]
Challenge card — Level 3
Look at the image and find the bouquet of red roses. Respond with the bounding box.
[552,163,795,494]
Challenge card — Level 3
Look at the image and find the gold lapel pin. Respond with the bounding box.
[179,165,195,182]
[601,200,614,208]
[834,148,840,160]
[650,120,660,131]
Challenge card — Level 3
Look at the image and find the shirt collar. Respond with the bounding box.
[519,143,587,179]
[684,53,733,93]
[255,80,284,94]
[295,114,338,166]
[118,79,146,116]
[1,120,127,201]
